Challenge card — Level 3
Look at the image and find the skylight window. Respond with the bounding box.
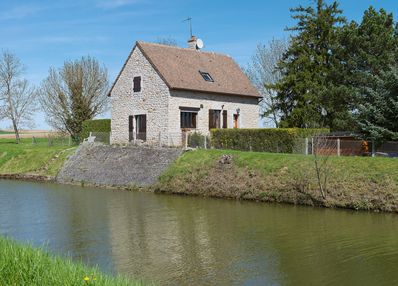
[199,71,214,82]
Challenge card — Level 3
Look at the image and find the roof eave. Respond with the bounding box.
[170,87,262,99]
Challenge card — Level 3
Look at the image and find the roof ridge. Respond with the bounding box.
[136,41,232,58]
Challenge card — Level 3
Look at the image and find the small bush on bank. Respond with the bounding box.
[211,128,329,153]
[188,132,210,148]
[81,119,111,142]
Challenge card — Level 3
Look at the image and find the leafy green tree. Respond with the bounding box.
[341,7,398,136]
[40,56,109,141]
[357,65,398,142]
[340,7,397,92]
[274,0,350,130]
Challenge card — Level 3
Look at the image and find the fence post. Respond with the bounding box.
[337,138,341,157]
[372,139,375,157]
[158,131,161,147]
[204,135,207,149]
[305,138,308,155]
[311,137,314,155]
[185,132,188,149]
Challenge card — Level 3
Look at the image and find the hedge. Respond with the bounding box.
[80,119,111,142]
[210,128,329,153]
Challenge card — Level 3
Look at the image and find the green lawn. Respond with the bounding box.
[0,236,149,286]
[160,149,398,185]
[157,149,398,212]
[0,138,77,177]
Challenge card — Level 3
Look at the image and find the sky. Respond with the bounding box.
[0,0,397,130]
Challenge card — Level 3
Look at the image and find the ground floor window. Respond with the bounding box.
[209,109,221,129]
[180,111,197,129]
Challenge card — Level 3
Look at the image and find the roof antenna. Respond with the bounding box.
[182,17,193,37]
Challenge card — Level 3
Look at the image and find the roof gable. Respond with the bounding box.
[108,41,261,98]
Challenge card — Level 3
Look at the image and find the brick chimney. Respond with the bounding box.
[187,35,197,49]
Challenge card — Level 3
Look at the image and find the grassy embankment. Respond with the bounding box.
[0,137,76,178]
[154,149,398,212]
[0,236,148,286]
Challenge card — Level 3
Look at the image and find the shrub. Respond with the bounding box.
[210,128,329,153]
[188,132,210,148]
[80,119,111,142]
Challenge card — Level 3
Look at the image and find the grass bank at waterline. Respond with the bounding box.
[0,138,76,179]
[154,149,398,212]
[0,236,148,286]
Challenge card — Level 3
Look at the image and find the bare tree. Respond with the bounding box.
[155,37,178,47]
[0,51,37,143]
[40,56,109,141]
[312,136,336,200]
[246,38,289,127]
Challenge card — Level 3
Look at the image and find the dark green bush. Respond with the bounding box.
[210,128,329,153]
[80,119,111,142]
[188,132,210,148]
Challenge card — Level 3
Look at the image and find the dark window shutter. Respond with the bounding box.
[192,113,197,128]
[209,110,213,129]
[222,110,227,128]
[133,76,141,92]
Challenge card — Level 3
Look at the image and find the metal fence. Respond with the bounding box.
[185,135,398,158]
[87,132,186,147]
[307,137,398,158]
[80,131,398,157]
[30,135,76,147]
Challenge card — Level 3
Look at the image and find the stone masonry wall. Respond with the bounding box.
[168,90,259,137]
[110,47,170,144]
[57,144,182,187]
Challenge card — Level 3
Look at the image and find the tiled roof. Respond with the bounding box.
[108,41,261,98]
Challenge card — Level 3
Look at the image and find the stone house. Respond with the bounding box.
[108,37,261,145]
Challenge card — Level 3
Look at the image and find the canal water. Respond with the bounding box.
[0,180,397,285]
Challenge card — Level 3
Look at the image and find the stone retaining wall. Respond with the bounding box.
[56,144,182,187]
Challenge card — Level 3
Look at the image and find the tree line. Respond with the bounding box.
[1,3,397,144]
[247,0,398,142]
[0,53,109,143]
[0,37,175,144]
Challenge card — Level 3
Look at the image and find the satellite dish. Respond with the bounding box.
[196,38,204,50]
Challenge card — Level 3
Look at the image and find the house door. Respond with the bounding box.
[135,115,146,141]
[128,116,134,141]
[233,114,239,128]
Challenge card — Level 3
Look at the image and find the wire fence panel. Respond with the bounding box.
[90,132,110,145]
[187,132,211,149]
[376,141,398,157]
[340,140,364,156]
[311,138,338,156]
[77,130,398,157]
[31,135,76,147]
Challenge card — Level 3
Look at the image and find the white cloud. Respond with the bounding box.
[0,4,45,21]
[96,0,140,9]
[25,35,109,45]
